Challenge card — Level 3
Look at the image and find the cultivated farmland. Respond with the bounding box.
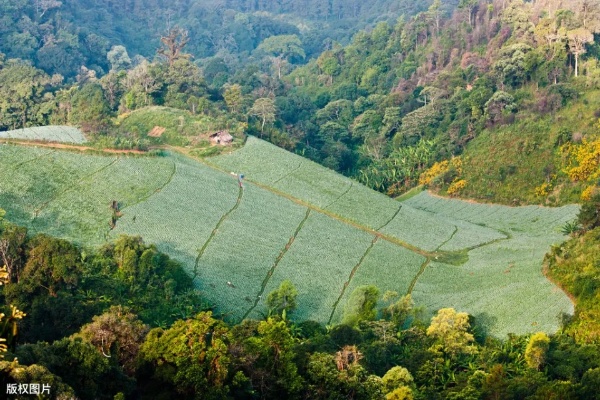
[0,139,578,336]
[0,126,87,143]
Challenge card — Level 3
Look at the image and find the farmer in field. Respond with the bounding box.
[238,173,245,189]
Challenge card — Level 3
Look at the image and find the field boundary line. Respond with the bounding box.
[192,185,244,282]
[465,229,512,251]
[327,236,379,325]
[272,161,303,185]
[407,258,432,294]
[32,157,120,219]
[436,226,458,251]
[6,139,149,154]
[324,182,353,209]
[118,160,178,213]
[375,204,403,231]
[11,149,55,169]
[242,208,312,320]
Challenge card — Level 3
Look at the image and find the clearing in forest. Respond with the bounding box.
[0,138,578,336]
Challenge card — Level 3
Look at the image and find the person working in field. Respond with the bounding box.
[238,173,245,189]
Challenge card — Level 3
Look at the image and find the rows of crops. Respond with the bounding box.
[329,240,427,324]
[0,141,580,336]
[0,126,87,143]
[192,187,309,322]
[404,191,578,336]
[212,137,401,228]
[212,137,513,252]
[0,146,176,245]
[248,212,375,322]
[112,155,240,271]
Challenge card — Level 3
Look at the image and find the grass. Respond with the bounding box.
[0,139,580,336]
[115,106,245,147]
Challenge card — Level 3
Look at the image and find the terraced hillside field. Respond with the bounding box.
[0,126,87,143]
[0,139,578,336]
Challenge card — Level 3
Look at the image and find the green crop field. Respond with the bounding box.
[0,138,579,336]
[0,126,87,143]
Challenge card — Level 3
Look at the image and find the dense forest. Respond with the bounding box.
[2,0,600,398]
[0,0,448,77]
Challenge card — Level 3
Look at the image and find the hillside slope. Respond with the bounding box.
[0,138,578,336]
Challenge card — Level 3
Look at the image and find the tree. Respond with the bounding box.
[0,63,52,130]
[14,235,83,297]
[157,27,191,68]
[267,280,298,317]
[140,312,230,399]
[578,0,600,32]
[69,83,112,133]
[382,366,414,394]
[121,60,160,110]
[16,337,134,399]
[34,0,62,19]
[107,45,131,72]
[484,91,516,126]
[0,224,27,283]
[426,308,475,357]
[306,351,384,399]
[0,262,26,357]
[427,0,443,35]
[78,306,148,375]
[242,318,304,397]
[458,0,478,27]
[223,83,244,114]
[249,97,277,133]
[568,28,594,77]
[100,71,125,110]
[317,51,341,85]
[492,43,533,88]
[257,35,305,79]
[577,193,600,231]
[524,332,550,370]
[342,285,379,327]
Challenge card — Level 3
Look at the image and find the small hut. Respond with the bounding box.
[209,130,233,145]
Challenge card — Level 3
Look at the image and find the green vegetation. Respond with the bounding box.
[115,106,245,148]
[546,226,600,342]
[0,141,577,336]
[404,191,579,336]
[0,126,87,143]
[442,91,600,204]
[3,0,600,396]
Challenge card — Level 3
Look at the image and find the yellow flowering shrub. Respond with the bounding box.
[534,182,553,197]
[419,160,449,185]
[562,139,600,182]
[581,186,597,201]
[418,157,462,186]
[447,179,467,196]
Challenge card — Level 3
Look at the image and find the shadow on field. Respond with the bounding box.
[470,312,498,342]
